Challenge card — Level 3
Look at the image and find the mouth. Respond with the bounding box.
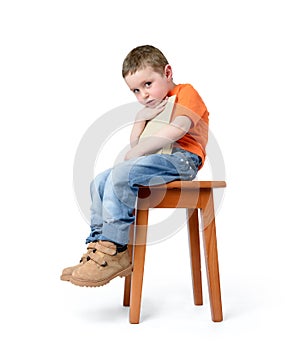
[145,99,156,107]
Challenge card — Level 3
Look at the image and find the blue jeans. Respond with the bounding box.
[86,149,201,245]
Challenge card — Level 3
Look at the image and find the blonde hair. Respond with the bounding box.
[122,45,169,78]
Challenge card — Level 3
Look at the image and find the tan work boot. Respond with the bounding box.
[70,240,132,287]
[60,242,98,281]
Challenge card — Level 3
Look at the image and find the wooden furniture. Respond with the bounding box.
[123,180,226,324]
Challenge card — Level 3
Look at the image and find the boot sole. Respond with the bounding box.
[70,265,133,287]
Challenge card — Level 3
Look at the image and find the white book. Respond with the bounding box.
[139,95,176,155]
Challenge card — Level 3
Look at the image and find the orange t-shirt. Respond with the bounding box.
[168,83,209,168]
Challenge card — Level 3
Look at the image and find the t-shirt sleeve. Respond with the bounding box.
[171,84,208,128]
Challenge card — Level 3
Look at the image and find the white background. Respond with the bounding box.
[1,0,299,341]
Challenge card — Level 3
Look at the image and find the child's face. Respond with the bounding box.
[124,65,173,108]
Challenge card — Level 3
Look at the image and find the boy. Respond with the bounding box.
[61,45,209,287]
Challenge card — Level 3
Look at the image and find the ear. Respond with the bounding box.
[164,64,173,80]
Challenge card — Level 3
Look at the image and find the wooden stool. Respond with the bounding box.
[123,180,226,324]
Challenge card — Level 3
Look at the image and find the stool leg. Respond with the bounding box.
[201,189,223,322]
[123,224,134,307]
[186,208,203,305]
[129,209,149,324]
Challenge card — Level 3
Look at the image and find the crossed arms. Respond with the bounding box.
[125,100,191,160]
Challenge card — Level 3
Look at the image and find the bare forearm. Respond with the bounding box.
[130,100,168,147]
[130,120,146,147]
[130,136,170,158]
[125,116,191,160]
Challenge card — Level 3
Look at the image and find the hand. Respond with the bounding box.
[136,98,168,121]
[124,146,144,161]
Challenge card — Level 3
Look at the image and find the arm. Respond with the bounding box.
[125,116,192,160]
[129,99,168,148]
[130,120,146,148]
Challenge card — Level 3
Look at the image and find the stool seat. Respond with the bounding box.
[140,180,226,189]
[123,180,226,323]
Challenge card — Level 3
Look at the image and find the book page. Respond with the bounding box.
[139,95,176,154]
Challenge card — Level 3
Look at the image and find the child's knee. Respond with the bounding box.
[91,168,112,192]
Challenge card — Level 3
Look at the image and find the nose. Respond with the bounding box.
[140,90,149,99]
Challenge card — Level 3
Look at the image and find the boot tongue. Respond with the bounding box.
[96,241,117,256]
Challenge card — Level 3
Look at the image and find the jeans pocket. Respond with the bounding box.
[174,152,198,179]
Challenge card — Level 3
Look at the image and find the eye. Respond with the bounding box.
[133,89,139,94]
[145,82,152,88]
